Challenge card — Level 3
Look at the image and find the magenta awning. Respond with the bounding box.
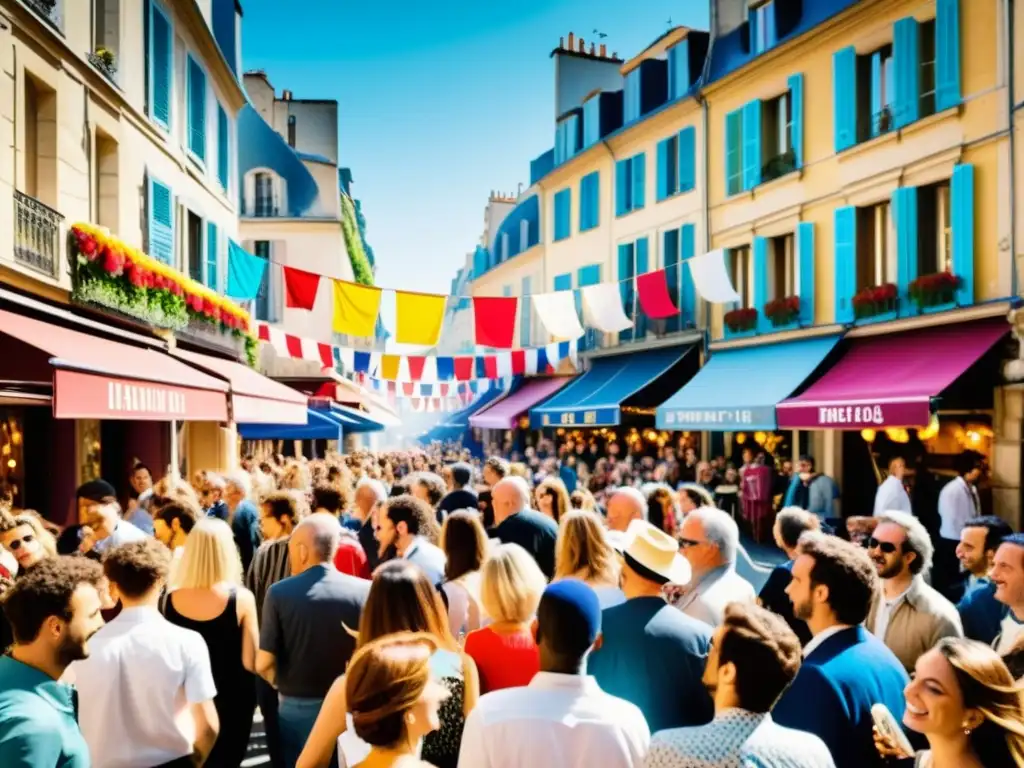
[776,318,1007,430]
[470,377,573,430]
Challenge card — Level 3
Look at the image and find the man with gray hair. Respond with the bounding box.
[865,509,962,672]
[493,476,558,578]
[256,513,370,766]
[222,469,262,574]
[673,506,756,626]
[350,477,389,570]
[605,487,648,550]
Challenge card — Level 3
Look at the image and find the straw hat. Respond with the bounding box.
[619,519,691,585]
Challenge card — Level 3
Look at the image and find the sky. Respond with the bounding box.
[241,0,711,296]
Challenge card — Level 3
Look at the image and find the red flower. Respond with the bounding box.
[101,247,125,276]
[78,234,98,260]
[169,280,183,297]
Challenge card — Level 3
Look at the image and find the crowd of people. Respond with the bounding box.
[0,445,1023,768]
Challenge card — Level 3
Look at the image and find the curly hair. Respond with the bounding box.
[412,472,446,508]
[262,490,309,524]
[383,494,441,544]
[2,556,104,643]
[103,539,171,599]
[717,602,802,712]
[797,531,880,626]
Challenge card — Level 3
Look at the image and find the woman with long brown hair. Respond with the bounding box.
[877,637,1024,767]
[534,477,570,524]
[554,510,624,608]
[343,633,450,768]
[297,560,479,768]
[439,510,489,638]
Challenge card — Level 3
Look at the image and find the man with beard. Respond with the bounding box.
[956,516,1013,644]
[864,510,962,672]
[0,556,105,767]
[66,540,219,767]
[773,532,907,768]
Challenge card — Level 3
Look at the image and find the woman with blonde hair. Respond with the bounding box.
[298,560,479,768]
[535,476,571,524]
[463,543,545,693]
[162,517,259,768]
[343,633,450,768]
[877,637,1024,767]
[554,510,625,608]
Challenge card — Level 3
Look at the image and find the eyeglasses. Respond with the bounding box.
[677,538,706,549]
[5,534,34,551]
[866,537,898,554]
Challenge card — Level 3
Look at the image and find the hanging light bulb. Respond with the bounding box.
[735,433,747,444]
[861,429,876,443]
[754,431,767,445]
[917,415,940,441]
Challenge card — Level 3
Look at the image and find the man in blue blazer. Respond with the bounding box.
[773,532,909,768]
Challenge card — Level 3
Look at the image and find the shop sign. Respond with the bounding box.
[534,407,616,429]
[53,370,229,422]
[660,407,775,429]
[776,398,931,430]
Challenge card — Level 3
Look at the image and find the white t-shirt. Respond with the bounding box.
[66,606,217,768]
[996,611,1024,654]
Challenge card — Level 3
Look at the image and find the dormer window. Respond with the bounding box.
[749,1,777,55]
[254,173,275,216]
[244,169,287,217]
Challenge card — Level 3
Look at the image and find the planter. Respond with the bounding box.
[852,283,898,320]
[764,296,800,328]
[910,271,961,310]
[724,307,758,333]
[88,49,118,81]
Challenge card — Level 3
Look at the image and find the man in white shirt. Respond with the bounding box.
[991,534,1024,654]
[872,457,912,517]
[935,451,985,596]
[67,539,218,768]
[375,495,446,584]
[458,579,650,768]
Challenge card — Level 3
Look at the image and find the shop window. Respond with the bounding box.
[761,91,794,182]
[186,210,203,284]
[856,44,895,140]
[919,19,937,119]
[768,233,797,300]
[856,202,896,289]
[0,413,25,507]
[729,246,754,308]
[917,180,952,276]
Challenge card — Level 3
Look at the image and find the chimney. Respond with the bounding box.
[578,37,585,53]
[590,43,596,55]
[558,36,565,49]
[600,43,607,57]
[567,32,575,50]
[282,89,293,100]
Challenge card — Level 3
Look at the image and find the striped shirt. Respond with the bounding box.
[246,538,291,620]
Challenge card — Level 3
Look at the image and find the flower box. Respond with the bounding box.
[70,223,258,366]
[852,283,898,320]
[764,295,800,328]
[724,307,758,333]
[909,271,961,310]
[88,48,118,81]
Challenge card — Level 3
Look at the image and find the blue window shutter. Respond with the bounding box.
[566,115,579,159]
[725,109,742,195]
[787,74,804,169]
[615,159,629,216]
[668,39,689,100]
[577,265,601,350]
[951,164,975,305]
[797,222,815,326]
[618,243,634,342]
[753,237,769,332]
[520,276,532,347]
[554,123,564,164]
[554,189,571,241]
[656,139,670,202]
[583,98,600,148]
[625,70,641,123]
[834,207,857,323]
[893,18,920,129]
[935,0,962,111]
[205,221,218,289]
[187,58,207,161]
[892,186,919,315]
[678,127,696,193]
[680,223,696,327]
[632,153,646,210]
[553,273,572,292]
[663,229,681,334]
[148,177,174,265]
[742,100,762,190]
[635,238,649,339]
[579,172,599,232]
[833,47,857,152]
[217,106,229,189]
[148,1,172,129]
[870,53,883,138]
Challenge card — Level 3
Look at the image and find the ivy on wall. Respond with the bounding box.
[340,193,374,286]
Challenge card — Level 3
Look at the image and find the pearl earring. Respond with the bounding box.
[406,712,416,726]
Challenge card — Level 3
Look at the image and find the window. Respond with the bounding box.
[205,222,218,290]
[287,114,296,148]
[761,92,794,181]
[95,131,119,232]
[147,0,172,130]
[186,56,207,162]
[615,153,645,216]
[729,247,754,308]
[725,110,743,196]
[856,202,896,289]
[624,69,641,123]
[501,232,510,261]
[147,177,174,264]
[186,211,203,283]
[749,1,777,55]
[254,241,273,321]
[519,219,530,252]
[254,172,275,217]
[580,171,600,232]
[583,97,601,148]
[217,105,229,190]
[553,188,571,241]
[555,115,580,164]
[657,134,678,202]
[92,0,120,79]
[856,45,895,140]
[768,234,797,300]
[919,19,937,118]
[917,181,952,276]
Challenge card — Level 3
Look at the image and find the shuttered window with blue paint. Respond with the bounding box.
[577,265,601,351]
[205,221,218,290]
[553,188,571,242]
[892,18,920,129]
[742,100,762,191]
[147,177,174,265]
[618,243,636,343]
[833,206,857,323]
[678,126,696,193]
[217,105,229,190]
[615,153,646,217]
[624,69,641,124]
[797,222,815,326]
[680,223,696,328]
[935,0,961,111]
[656,135,678,202]
[725,109,743,196]
[832,47,857,152]
[187,56,207,162]
[749,1,777,56]
[583,97,601,148]
[892,186,918,316]
[667,39,689,101]
[950,164,974,306]
[579,172,600,232]
[147,0,173,130]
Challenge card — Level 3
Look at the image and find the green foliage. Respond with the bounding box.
[340,194,374,286]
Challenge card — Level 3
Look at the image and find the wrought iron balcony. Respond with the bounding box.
[761,149,798,184]
[14,190,63,278]
[21,0,63,31]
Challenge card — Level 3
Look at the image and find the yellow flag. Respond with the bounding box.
[332,281,381,338]
[379,354,400,381]
[395,291,446,345]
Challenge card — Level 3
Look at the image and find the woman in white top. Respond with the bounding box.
[554,510,625,609]
[438,510,489,639]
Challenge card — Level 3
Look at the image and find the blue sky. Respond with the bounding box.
[241,0,710,295]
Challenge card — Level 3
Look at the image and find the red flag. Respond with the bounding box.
[511,350,526,375]
[483,356,498,379]
[636,269,679,319]
[257,322,270,341]
[454,357,474,381]
[473,296,518,349]
[440,383,450,397]
[402,382,415,396]
[317,343,333,368]
[283,267,321,310]
[285,334,302,359]
[407,356,426,381]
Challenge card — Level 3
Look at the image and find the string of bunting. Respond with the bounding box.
[256,322,579,386]
[235,245,742,349]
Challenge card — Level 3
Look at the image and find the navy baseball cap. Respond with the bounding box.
[538,579,602,653]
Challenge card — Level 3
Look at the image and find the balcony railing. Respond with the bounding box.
[22,0,63,31]
[761,149,797,184]
[14,190,63,278]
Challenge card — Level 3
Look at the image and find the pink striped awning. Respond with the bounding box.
[469,377,573,430]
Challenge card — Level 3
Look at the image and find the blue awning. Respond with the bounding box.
[530,347,689,428]
[656,336,841,431]
[238,408,343,440]
[327,403,385,434]
[439,384,511,429]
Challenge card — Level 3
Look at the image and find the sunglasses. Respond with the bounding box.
[866,537,899,554]
[6,533,34,551]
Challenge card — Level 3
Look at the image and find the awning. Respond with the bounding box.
[0,309,228,421]
[239,408,342,440]
[657,336,841,431]
[470,377,573,430]
[172,349,308,425]
[442,384,511,428]
[531,346,690,428]
[777,319,1008,429]
[327,403,385,434]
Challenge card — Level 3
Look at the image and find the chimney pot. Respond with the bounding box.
[567,32,575,49]
[578,37,585,52]
[612,52,618,58]
[590,42,596,55]
[600,43,607,57]
[559,36,564,49]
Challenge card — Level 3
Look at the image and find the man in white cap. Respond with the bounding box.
[589,520,714,732]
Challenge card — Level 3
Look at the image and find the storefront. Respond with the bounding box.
[421,382,513,456]
[469,376,573,455]
[239,408,343,459]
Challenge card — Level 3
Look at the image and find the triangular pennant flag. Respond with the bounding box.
[283,266,321,310]
[454,357,474,381]
[353,351,371,374]
[511,350,526,375]
[475,356,488,379]
[407,356,426,381]
[436,357,454,381]
[380,355,401,381]
[636,269,679,319]
[395,291,446,345]
[333,281,382,337]
[525,348,539,375]
[402,382,415,396]
[226,241,267,301]
[285,334,302,358]
[581,282,633,332]
[473,296,518,348]
[483,356,498,379]
[532,291,584,340]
